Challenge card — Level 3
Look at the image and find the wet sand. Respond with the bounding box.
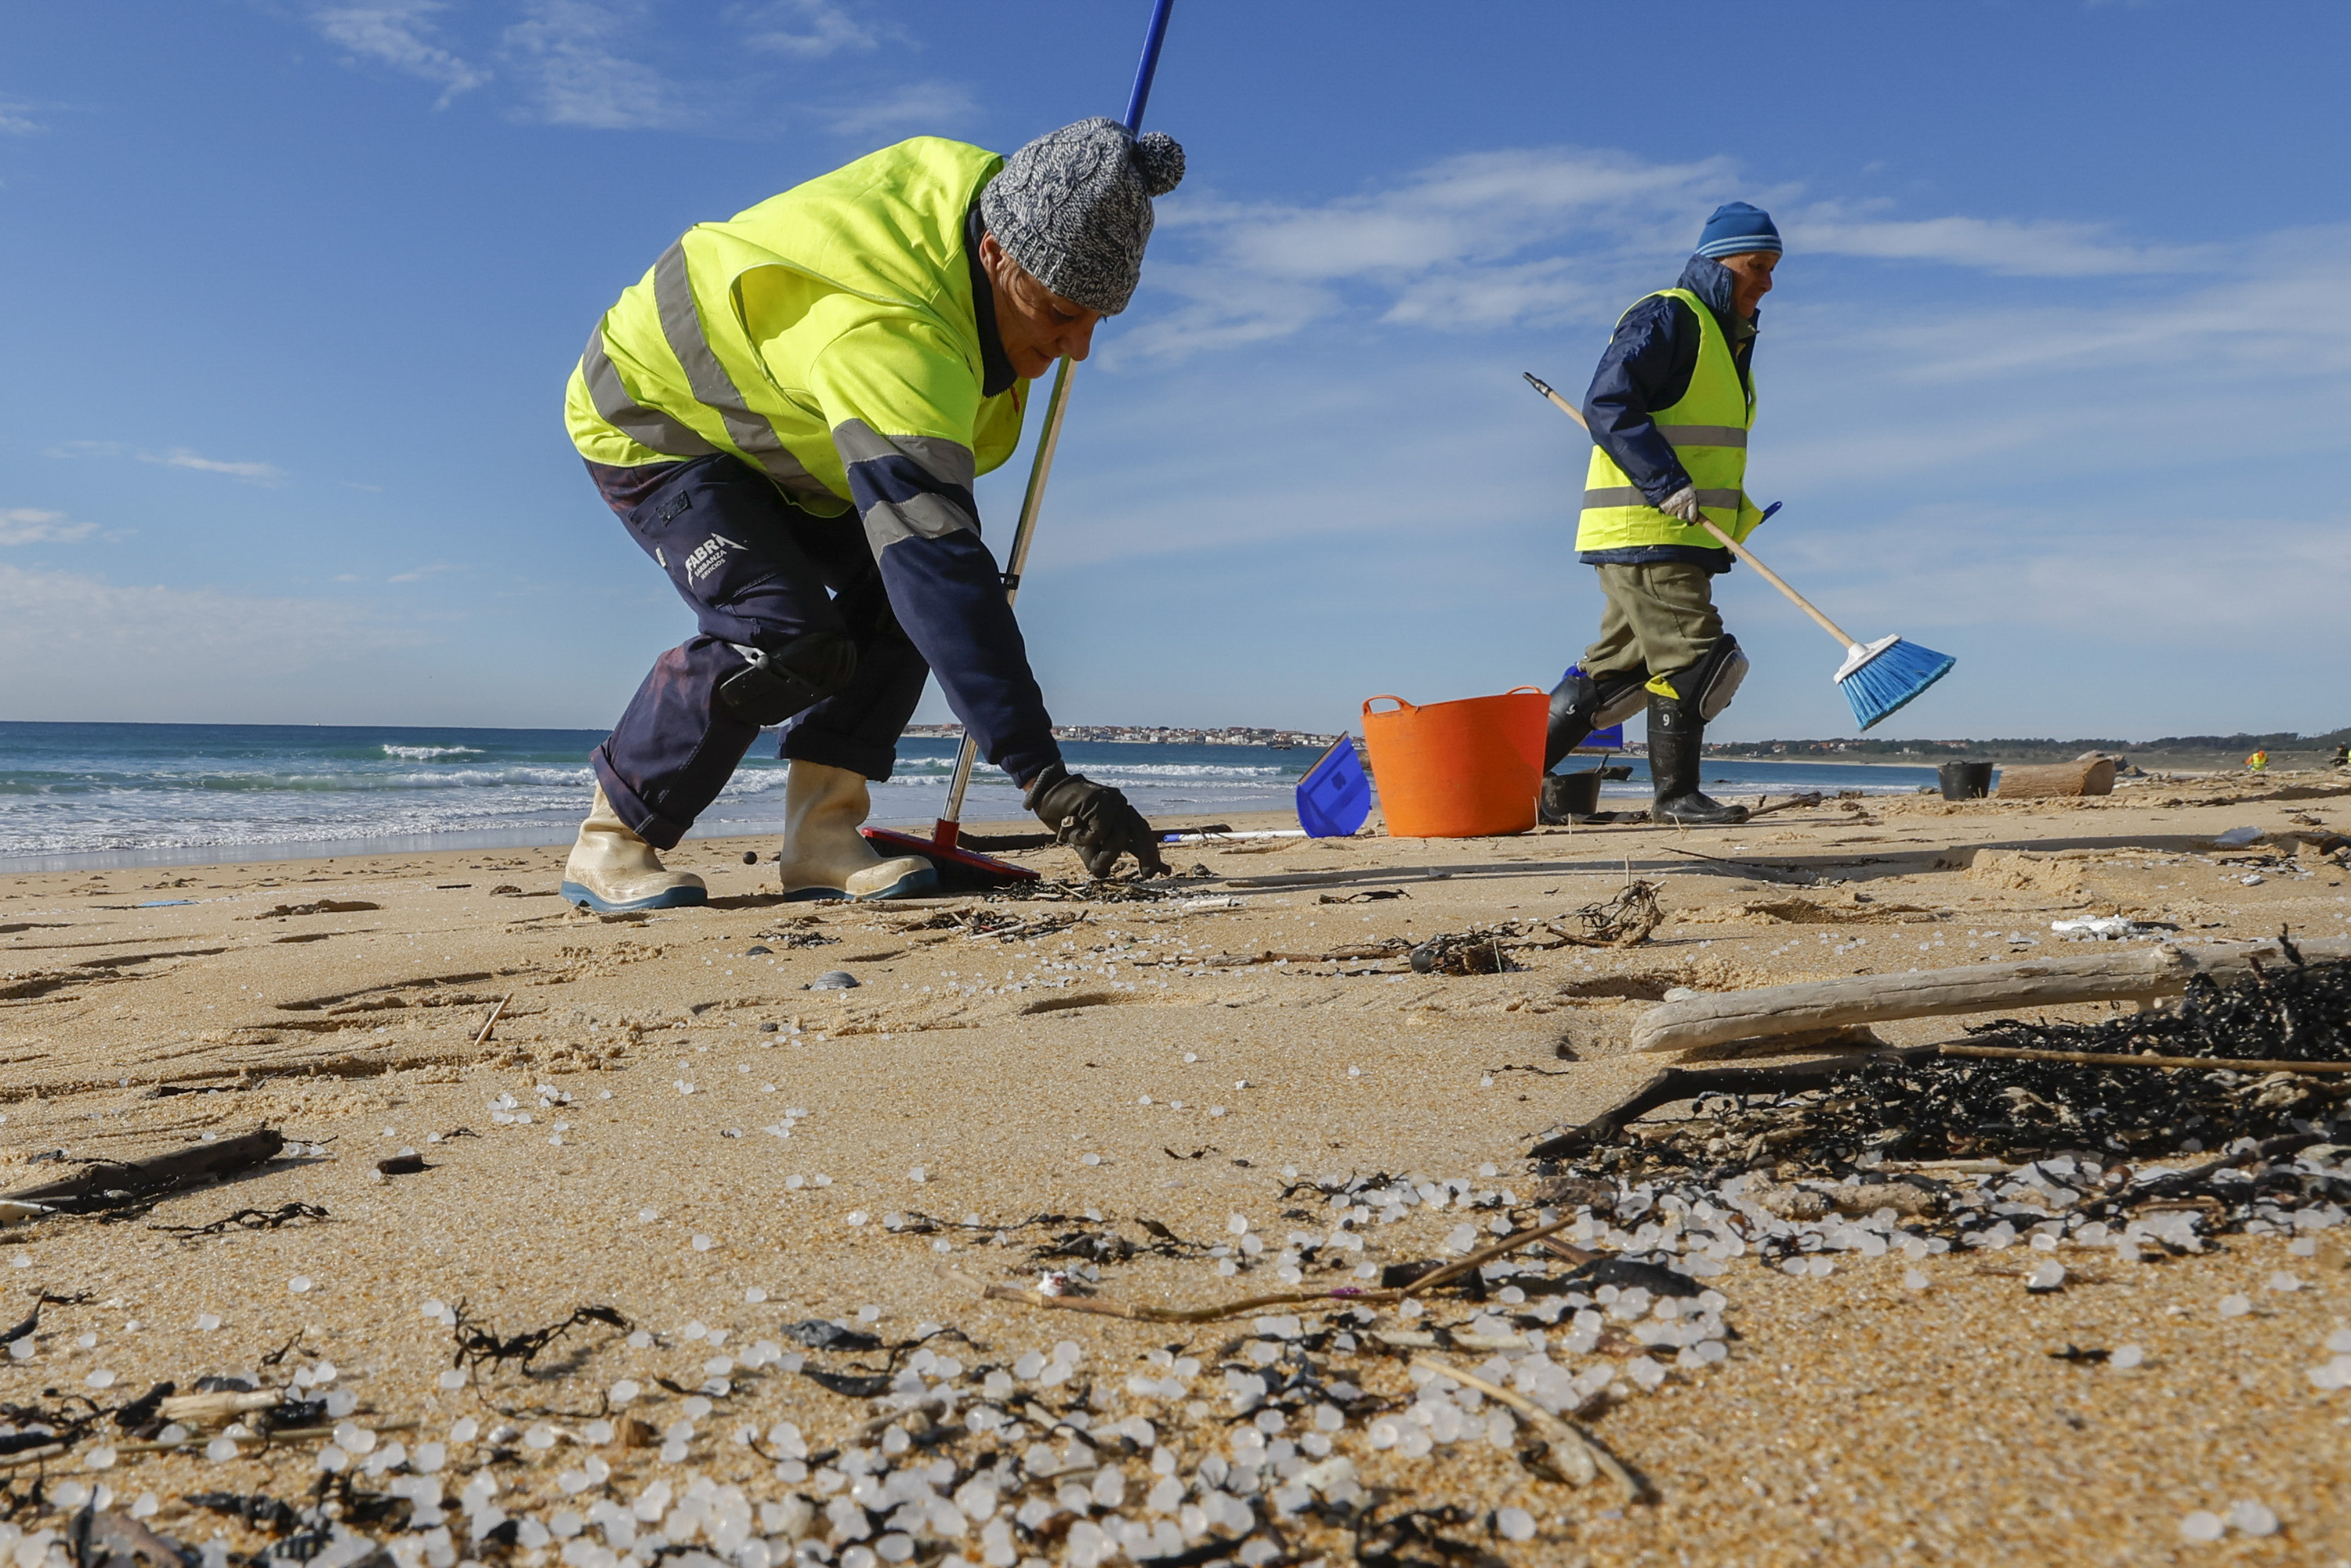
[2,769,2346,1566]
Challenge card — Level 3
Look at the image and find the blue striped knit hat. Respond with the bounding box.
[1695,201,1781,259]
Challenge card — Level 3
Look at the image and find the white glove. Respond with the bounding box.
[1655,484,1706,524]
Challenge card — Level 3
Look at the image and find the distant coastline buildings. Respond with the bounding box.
[904,723,1343,749]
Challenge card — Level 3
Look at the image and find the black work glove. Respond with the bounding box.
[1023,764,1170,879]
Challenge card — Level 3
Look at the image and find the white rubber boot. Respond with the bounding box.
[780,761,937,902]
[560,784,708,912]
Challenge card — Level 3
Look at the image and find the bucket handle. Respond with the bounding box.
[1367,689,1543,715]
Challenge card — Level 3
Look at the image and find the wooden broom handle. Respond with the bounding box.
[1528,375,1860,649]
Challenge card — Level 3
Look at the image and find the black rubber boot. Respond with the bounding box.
[1544,671,1603,773]
[1646,693,1749,825]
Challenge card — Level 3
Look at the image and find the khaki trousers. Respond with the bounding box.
[1581,561,1725,696]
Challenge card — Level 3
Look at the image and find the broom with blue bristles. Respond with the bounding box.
[1524,371,1954,730]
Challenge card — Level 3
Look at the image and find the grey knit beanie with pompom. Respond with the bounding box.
[981,117,1184,316]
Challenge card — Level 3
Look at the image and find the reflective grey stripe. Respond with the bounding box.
[834,420,982,552]
[894,434,977,491]
[1581,487,1744,512]
[1654,425,1748,449]
[864,492,980,553]
[581,328,718,458]
[832,421,978,491]
[651,240,820,491]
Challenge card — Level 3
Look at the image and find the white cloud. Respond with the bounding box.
[821,79,976,139]
[311,1,490,105]
[502,0,685,130]
[1803,234,2351,389]
[45,441,287,485]
[1788,208,2213,277]
[1120,147,1748,359]
[143,447,287,484]
[0,509,96,546]
[0,100,41,136]
[741,0,881,59]
[1114,146,2275,363]
[0,563,412,719]
[1746,505,2351,634]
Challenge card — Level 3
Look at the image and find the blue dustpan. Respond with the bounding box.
[1296,735,1371,838]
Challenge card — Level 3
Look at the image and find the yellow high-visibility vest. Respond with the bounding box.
[1578,287,1762,552]
[563,138,1028,516]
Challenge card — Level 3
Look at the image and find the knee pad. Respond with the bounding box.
[1552,665,1650,732]
[719,632,857,725]
[1652,635,1748,722]
[1548,664,1650,769]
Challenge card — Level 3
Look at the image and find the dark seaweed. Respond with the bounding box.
[449,1304,629,1373]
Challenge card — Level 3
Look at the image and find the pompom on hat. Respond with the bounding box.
[982,117,1185,316]
[1694,201,1781,260]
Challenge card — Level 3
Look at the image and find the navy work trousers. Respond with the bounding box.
[587,454,929,850]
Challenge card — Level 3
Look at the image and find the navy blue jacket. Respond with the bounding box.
[1578,255,1757,572]
[834,203,1061,789]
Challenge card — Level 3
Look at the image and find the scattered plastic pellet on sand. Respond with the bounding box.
[2179,1511,2224,1542]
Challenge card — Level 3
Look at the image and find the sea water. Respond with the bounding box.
[0,721,1940,871]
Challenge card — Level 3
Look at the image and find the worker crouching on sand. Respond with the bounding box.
[1543,202,1781,827]
[557,121,1181,912]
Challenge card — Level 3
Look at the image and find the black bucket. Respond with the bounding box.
[1541,771,1606,821]
[1938,761,1994,801]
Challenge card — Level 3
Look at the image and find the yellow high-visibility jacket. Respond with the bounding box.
[1578,285,1764,552]
[566,138,1067,788]
[565,136,1028,512]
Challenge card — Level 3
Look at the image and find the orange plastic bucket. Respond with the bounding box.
[1361,688,1547,838]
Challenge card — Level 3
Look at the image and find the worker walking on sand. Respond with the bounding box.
[1541,202,1782,827]
[557,122,1182,912]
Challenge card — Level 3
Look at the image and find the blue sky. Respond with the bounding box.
[2,1,2347,744]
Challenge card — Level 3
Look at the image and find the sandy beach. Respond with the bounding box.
[2,770,2346,1566]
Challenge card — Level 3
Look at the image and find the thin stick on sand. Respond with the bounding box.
[1396,1215,1585,1298]
[976,1216,1590,1323]
[1538,1235,1598,1266]
[1409,1355,1643,1501]
[473,994,511,1048]
[114,1419,422,1456]
[976,1282,1353,1324]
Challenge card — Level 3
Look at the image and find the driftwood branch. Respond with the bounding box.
[0,1126,284,1207]
[1631,938,2351,1058]
[1995,759,2115,798]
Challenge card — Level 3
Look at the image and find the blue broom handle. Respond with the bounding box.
[1124,0,1177,130]
[937,0,1178,826]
